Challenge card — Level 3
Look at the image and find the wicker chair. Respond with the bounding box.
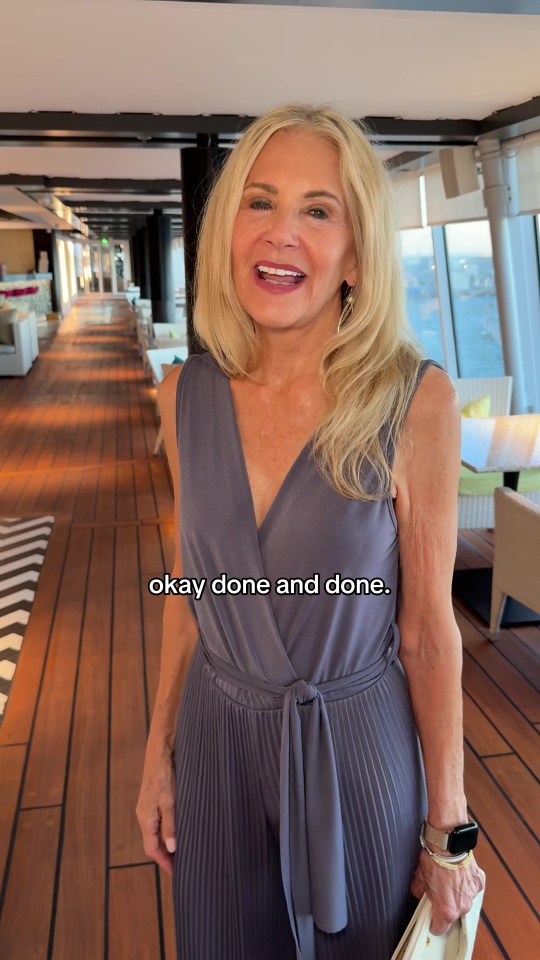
[455,376,513,529]
[490,487,540,637]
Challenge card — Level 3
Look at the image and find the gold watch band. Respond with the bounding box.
[423,820,450,851]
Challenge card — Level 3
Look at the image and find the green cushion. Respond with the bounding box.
[459,465,540,496]
[461,395,491,418]
[519,469,540,493]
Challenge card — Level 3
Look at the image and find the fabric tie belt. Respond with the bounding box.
[201,622,401,960]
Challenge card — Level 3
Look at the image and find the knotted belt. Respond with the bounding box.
[201,622,401,960]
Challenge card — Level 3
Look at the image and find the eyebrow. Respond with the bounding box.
[243,182,342,206]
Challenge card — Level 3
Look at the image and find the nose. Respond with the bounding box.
[261,207,300,249]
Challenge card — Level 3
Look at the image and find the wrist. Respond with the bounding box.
[426,800,469,832]
[422,817,479,857]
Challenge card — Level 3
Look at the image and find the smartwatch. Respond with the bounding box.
[423,819,479,856]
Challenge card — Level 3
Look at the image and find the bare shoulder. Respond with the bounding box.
[157,364,187,486]
[393,364,461,505]
[407,364,459,430]
[157,363,184,415]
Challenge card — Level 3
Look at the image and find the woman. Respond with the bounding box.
[136,103,485,960]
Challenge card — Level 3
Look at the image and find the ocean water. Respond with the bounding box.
[404,256,504,377]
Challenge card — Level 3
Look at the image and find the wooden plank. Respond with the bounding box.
[483,753,540,839]
[139,521,165,576]
[51,527,114,960]
[457,610,540,723]
[473,920,508,960]
[486,631,540,693]
[127,380,148,462]
[0,522,70,747]
[22,527,92,807]
[0,745,25,882]
[473,832,539,960]
[95,463,117,523]
[463,691,512,758]
[110,525,148,866]
[159,870,177,960]
[465,746,540,913]
[0,807,61,960]
[455,536,491,570]
[466,530,494,565]
[462,652,540,778]
[512,625,540,660]
[53,465,85,520]
[150,457,174,520]
[73,463,99,522]
[116,463,137,522]
[134,460,157,520]
[109,865,161,960]
[12,468,50,515]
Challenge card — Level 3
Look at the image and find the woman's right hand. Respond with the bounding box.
[136,735,177,876]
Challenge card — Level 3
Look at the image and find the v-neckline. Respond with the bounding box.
[226,375,314,538]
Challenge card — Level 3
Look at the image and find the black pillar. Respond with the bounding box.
[180,137,230,353]
[146,210,175,324]
[130,237,138,287]
[135,226,151,300]
[32,229,61,313]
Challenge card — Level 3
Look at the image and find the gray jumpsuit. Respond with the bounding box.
[173,351,437,960]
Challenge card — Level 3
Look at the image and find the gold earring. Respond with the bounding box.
[337,290,354,334]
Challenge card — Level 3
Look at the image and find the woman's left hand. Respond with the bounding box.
[410,850,486,935]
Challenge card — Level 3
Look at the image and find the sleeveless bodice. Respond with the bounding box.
[177,350,405,686]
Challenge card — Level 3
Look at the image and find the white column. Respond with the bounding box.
[477,138,527,413]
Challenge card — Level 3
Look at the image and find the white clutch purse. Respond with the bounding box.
[391,888,485,960]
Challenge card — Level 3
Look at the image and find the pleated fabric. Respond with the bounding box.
[172,352,440,960]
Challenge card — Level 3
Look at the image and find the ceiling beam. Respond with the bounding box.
[0,176,183,194]
[0,112,480,150]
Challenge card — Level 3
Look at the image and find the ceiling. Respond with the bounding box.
[1,0,539,240]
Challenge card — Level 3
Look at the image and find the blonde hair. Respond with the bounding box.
[194,102,424,501]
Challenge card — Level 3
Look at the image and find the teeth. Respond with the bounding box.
[257,265,304,278]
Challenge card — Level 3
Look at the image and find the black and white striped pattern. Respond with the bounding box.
[0,516,55,724]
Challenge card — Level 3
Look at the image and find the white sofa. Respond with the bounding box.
[0,314,33,376]
[17,311,39,361]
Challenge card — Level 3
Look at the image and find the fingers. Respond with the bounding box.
[136,804,176,875]
[161,800,176,854]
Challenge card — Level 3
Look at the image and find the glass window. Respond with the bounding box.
[445,221,504,377]
[401,228,446,367]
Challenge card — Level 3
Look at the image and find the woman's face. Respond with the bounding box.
[231,130,358,336]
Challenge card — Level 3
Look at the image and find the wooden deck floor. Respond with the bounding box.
[0,300,538,959]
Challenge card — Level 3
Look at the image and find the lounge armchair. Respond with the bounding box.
[490,487,540,636]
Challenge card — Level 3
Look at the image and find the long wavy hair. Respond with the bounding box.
[193,103,424,501]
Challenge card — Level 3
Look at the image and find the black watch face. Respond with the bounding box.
[448,822,479,855]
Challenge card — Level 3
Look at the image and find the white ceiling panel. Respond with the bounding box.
[0,2,539,121]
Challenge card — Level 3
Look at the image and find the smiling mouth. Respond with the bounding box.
[255,264,306,285]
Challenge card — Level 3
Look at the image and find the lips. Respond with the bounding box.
[252,263,307,295]
[254,261,307,291]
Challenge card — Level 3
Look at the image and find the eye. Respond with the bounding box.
[308,207,330,220]
[249,198,272,211]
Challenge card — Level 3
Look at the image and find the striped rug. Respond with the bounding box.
[0,516,55,725]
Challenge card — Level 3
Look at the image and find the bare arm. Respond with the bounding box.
[393,366,484,930]
[149,364,200,749]
[136,363,200,874]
